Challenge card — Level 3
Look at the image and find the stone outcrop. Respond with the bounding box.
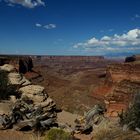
[19,56,33,74]
[19,85,45,95]
[0,64,59,131]
[125,55,136,62]
[0,64,31,87]
[0,64,16,72]
[0,57,10,66]
[8,72,31,86]
[106,63,140,83]
[125,54,140,63]
[104,59,140,117]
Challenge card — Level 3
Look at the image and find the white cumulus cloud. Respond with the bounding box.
[44,24,56,29]
[35,23,42,27]
[35,23,56,30]
[73,28,140,49]
[3,0,45,8]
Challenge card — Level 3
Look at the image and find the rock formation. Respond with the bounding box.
[125,55,136,62]
[0,64,59,131]
[0,57,10,66]
[19,57,33,74]
[104,58,140,117]
[34,55,104,62]
[125,54,140,63]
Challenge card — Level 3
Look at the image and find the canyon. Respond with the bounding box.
[0,54,140,140]
[104,57,140,117]
[0,54,140,117]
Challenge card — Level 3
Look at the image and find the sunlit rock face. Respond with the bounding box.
[104,57,140,117]
[0,64,57,131]
[0,64,16,72]
[106,63,140,83]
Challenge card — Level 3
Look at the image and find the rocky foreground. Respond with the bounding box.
[0,64,109,139]
[0,64,60,131]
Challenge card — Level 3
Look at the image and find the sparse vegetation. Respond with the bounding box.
[44,128,73,140]
[0,131,34,140]
[119,99,140,130]
[92,120,140,140]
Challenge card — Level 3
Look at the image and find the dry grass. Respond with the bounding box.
[0,130,38,140]
[92,119,140,140]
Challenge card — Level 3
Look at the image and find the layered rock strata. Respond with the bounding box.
[0,64,59,131]
[104,61,140,117]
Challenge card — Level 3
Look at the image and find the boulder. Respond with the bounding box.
[8,73,31,86]
[125,56,136,62]
[39,97,53,108]
[10,95,17,103]
[19,57,33,74]
[19,85,45,95]
[0,64,59,132]
[0,64,16,72]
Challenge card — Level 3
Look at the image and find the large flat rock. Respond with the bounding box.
[19,85,45,95]
[8,73,31,86]
[0,64,16,72]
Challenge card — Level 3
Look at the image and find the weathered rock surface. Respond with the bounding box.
[8,73,31,86]
[19,56,33,74]
[19,85,45,95]
[74,105,106,134]
[0,64,59,131]
[104,59,140,117]
[125,54,140,63]
[106,63,140,83]
[125,55,136,62]
[0,57,10,66]
[0,64,16,72]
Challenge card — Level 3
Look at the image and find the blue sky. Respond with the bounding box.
[0,0,140,57]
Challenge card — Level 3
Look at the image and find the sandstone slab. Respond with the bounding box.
[8,72,31,86]
[19,85,45,95]
[0,64,16,72]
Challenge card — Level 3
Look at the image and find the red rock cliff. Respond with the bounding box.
[103,61,140,117]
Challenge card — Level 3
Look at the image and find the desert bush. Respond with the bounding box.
[119,96,140,130]
[44,128,73,140]
[92,120,120,140]
[92,123,140,140]
[93,128,140,140]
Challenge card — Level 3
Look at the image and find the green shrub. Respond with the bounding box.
[44,128,73,140]
[119,94,140,130]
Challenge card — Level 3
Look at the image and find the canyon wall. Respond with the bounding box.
[34,55,104,62]
[104,61,140,117]
[106,63,140,83]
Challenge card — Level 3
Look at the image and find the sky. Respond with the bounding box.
[0,0,140,57]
